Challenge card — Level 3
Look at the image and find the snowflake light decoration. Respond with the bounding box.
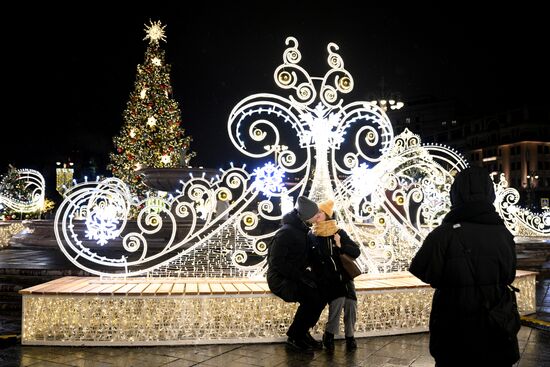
[85,209,120,246]
[252,162,285,197]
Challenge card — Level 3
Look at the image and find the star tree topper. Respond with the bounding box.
[143,20,167,45]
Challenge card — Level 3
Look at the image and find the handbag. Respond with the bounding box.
[339,252,361,279]
[487,284,521,338]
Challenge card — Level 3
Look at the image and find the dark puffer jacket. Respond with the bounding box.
[409,167,518,366]
[309,229,360,302]
[266,209,316,302]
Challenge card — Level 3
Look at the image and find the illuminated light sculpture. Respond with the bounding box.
[493,173,550,237]
[0,168,45,214]
[56,162,74,195]
[54,37,546,279]
[337,129,469,273]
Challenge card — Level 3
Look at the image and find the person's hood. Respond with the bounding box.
[450,166,496,207]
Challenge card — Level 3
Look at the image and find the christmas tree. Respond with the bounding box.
[108,20,195,200]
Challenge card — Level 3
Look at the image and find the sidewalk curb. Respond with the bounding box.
[521,316,550,331]
[0,334,21,343]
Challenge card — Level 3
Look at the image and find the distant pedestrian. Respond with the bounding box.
[409,167,519,366]
[308,199,361,352]
[267,195,327,352]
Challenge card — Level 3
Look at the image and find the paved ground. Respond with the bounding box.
[1,326,549,367]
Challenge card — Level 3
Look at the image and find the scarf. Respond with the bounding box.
[311,219,339,237]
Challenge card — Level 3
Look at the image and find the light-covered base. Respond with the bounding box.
[21,272,536,346]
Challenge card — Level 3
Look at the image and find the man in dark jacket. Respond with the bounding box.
[267,196,327,351]
[409,166,519,366]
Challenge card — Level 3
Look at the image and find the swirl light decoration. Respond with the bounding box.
[493,173,550,237]
[334,128,469,273]
[228,37,395,204]
[0,169,45,214]
[54,36,544,278]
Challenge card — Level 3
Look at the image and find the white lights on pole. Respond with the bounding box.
[370,98,404,111]
[369,76,404,112]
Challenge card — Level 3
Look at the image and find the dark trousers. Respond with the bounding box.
[286,282,326,339]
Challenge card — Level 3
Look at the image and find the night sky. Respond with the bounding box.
[5,4,548,179]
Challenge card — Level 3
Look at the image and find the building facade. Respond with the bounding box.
[391,103,550,210]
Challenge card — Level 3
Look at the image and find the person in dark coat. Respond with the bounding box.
[409,166,519,366]
[308,199,361,352]
[267,196,327,351]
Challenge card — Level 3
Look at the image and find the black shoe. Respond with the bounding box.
[286,337,314,352]
[304,332,323,349]
[346,336,357,351]
[323,331,335,351]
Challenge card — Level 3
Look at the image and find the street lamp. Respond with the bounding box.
[526,172,538,209]
[368,77,404,112]
[526,173,539,183]
[370,98,404,112]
